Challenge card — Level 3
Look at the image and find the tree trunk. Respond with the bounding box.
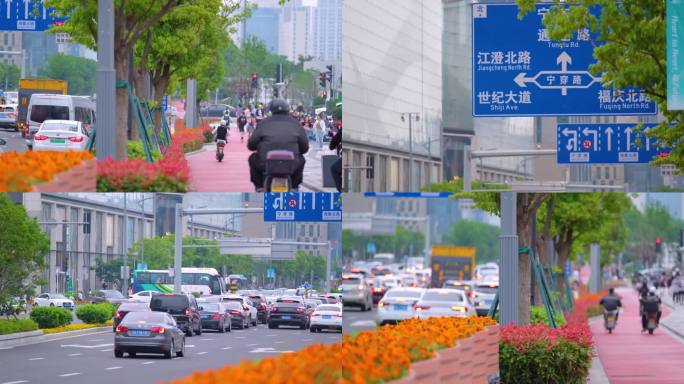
[114,48,130,160]
[516,193,548,325]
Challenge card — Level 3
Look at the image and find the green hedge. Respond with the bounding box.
[0,318,39,335]
[127,140,162,162]
[76,303,116,324]
[29,307,72,329]
[530,306,566,327]
[500,338,592,384]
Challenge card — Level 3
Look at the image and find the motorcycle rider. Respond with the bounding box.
[640,286,662,332]
[247,99,309,192]
[599,287,623,323]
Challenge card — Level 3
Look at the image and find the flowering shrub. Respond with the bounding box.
[42,320,113,334]
[0,150,93,191]
[169,316,496,384]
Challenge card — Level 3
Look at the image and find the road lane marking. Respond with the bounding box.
[249,347,293,353]
[28,357,44,361]
[247,343,258,346]
[105,367,121,371]
[100,348,113,352]
[87,339,104,342]
[142,362,155,365]
[196,352,208,355]
[274,341,284,344]
[221,347,232,350]
[349,320,376,327]
[199,338,214,341]
[61,343,112,349]
[302,339,312,341]
[59,373,81,377]
[68,353,81,357]
[185,345,195,348]
[265,334,277,337]
[2,381,28,384]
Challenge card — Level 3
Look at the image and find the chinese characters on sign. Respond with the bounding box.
[0,0,67,32]
[668,0,684,110]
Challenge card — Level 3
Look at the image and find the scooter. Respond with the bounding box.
[264,150,296,192]
[604,309,617,334]
[216,140,226,162]
[645,312,658,335]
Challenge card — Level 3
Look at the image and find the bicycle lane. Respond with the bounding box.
[590,288,684,384]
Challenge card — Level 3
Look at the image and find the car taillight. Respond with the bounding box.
[34,135,48,141]
[185,308,191,316]
[259,303,266,310]
[115,311,123,318]
[378,301,385,307]
[296,307,305,313]
[212,313,221,320]
[414,305,430,311]
[270,307,277,312]
[150,326,165,334]
[68,136,84,142]
[229,310,241,316]
[115,325,128,333]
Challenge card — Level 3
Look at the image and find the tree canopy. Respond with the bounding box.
[442,220,501,264]
[38,54,96,95]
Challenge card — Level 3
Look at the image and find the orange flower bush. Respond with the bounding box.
[0,150,93,191]
[169,316,496,384]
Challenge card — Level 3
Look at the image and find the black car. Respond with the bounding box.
[113,302,150,331]
[248,294,270,324]
[224,301,249,329]
[268,300,309,329]
[150,294,202,337]
[200,302,232,333]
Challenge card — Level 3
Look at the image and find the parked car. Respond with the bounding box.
[32,120,90,152]
[34,293,74,310]
[90,289,128,305]
[128,290,162,303]
[113,302,151,331]
[223,301,250,329]
[340,274,373,311]
[268,299,309,329]
[199,302,232,333]
[376,287,426,326]
[247,294,270,324]
[413,288,476,319]
[149,293,202,337]
[114,311,185,359]
[309,304,343,333]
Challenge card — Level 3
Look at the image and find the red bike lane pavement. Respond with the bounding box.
[591,288,683,384]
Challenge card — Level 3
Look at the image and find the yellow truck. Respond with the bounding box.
[430,245,476,288]
[17,79,68,137]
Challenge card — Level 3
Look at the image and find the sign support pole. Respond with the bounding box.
[96,0,116,160]
[174,203,183,293]
[500,192,519,326]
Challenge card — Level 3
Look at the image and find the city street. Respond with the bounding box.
[343,307,377,333]
[0,323,341,384]
[0,128,26,153]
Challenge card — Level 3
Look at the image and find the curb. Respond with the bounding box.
[184,144,210,157]
[0,326,111,349]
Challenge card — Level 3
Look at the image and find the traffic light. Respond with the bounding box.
[322,90,328,98]
[655,236,662,253]
[251,73,258,88]
[319,72,327,88]
[326,64,334,84]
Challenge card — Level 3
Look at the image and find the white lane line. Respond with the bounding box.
[87,339,104,342]
[100,348,113,352]
[196,351,208,355]
[68,353,81,357]
[247,343,258,347]
[59,373,81,377]
[265,334,277,337]
[105,367,121,371]
[274,341,284,344]
[142,361,155,365]
[185,345,195,348]
[2,381,28,384]
[235,336,246,339]
[28,357,44,361]
[199,338,214,341]
[221,347,233,350]
[0,347,14,350]
[61,343,112,349]
[302,338,312,342]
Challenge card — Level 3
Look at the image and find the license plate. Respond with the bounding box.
[607,316,614,321]
[394,304,408,311]
[322,315,331,320]
[50,138,66,144]
[202,315,210,319]
[271,179,288,192]
[129,330,150,337]
[484,300,492,306]
[281,315,292,320]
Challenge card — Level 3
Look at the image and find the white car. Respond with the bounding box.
[34,293,75,310]
[32,120,90,152]
[376,287,425,326]
[471,281,498,316]
[414,288,476,319]
[221,294,257,326]
[128,290,162,303]
[309,304,343,333]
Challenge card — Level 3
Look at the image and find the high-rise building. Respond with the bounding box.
[245,7,281,53]
[0,32,22,69]
[278,0,316,63]
[312,0,342,66]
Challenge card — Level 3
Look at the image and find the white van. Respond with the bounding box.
[26,94,96,148]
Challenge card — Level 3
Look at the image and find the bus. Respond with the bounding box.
[132,268,226,296]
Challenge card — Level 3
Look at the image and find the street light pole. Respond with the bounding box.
[96,0,116,160]
[122,194,129,295]
[408,116,413,190]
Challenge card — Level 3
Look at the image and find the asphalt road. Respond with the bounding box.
[0,323,341,384]
[0,128,26,153]
[343,306,377,334]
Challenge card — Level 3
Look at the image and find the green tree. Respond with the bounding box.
[515,0,683,169]
[93,258,126,289]
[0,194,49,303]
[443,220,501,264]
[0,63,20,91]
[38,54,96,95]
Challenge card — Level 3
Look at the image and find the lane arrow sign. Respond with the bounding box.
[605,126,614,151]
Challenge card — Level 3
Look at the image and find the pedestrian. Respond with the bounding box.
[102,282,107,290]
[314,114,326,150]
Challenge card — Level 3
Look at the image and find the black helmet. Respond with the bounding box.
[269,99,289,115]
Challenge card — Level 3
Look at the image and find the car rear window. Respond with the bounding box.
[275,302,302,308]
[118,303,149,312]
[385,290,423,299]
[202,303,220,312]
[30,105,69,123]
[150,295,189,314]
[317,305,341,312]
[475,285,498,294]
[41,123,78,132]
[341,277,361,285]
[422,291,464,302]
[122,311,166,323]
[224,302,242,310]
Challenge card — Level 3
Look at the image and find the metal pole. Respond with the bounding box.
[122,194,129,295]
[186,79,197,128]
[325,242,332,293]
[408,116,414,190]
[530,207,536,306]
[174,203,183,293]
[96,0,116,160]
[590,243,600,293]
[463,145,471,192]
[62,220,67,294]
[500,192,519,326]
[424,215,431,269]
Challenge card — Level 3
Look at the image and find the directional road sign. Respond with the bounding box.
[472,3,657,116]
[264,193,342,222]
[557,123,671,164]
[0,1,67,31]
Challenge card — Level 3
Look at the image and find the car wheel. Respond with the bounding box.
[219,321,225,333]
[164,340,173,359]
[300,322,306,330]
[310,327,316,333]
[196,321,202,335]
[128,352,136,358]
[114,349,123,358]
[268,323,276,329]
[176,338,185,357]
[49,303,54,307]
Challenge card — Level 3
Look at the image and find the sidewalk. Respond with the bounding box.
[302,142,338,192]
[591,287,684,384]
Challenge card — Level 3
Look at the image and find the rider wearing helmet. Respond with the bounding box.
[640,286,661,332]
[213,120,228,142]
[247,99,309,191]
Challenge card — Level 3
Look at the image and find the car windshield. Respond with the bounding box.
[202,303,220,312]
[422,291,464,302]
[150,295,188,314]
[475,285,498,294]
[223,297,242,302]
[122,311,166,324]
[51,294,67,299]
[385,290,423,299]
[104,290,124,298]
[41,123,78,132]
[30,105,69,123]
[119,303,149,311]
[317,305,341,312]
[341,277,361,285]
[224,302,242,310]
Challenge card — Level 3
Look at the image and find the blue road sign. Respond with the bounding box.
[0,1,67,32]
[267,267,275,279]
[472,3,657,117]
[264,193,342,222]
[363,192,453,198]
[367,242,376,254]
[557,123,671,164]
[163,95,169,112]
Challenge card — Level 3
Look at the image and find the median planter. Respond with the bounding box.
[33,159,96,192]
[390,324,500,384]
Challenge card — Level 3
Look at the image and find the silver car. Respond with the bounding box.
[114,311,185,359]
[340,274,373,311]
[32,120,90,152]
[0,106,17,131]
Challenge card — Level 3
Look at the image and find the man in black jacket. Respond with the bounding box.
[247,99,309,191]
[329,127,342,192]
